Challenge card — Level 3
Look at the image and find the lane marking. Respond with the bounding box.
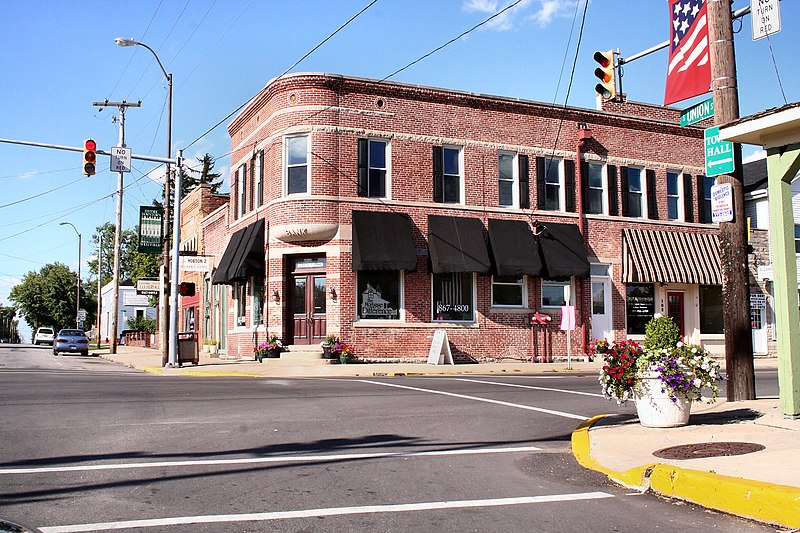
[359,380,588,420]
[38,492,614,532]
[0,446,542,475]
[452,377,605,398]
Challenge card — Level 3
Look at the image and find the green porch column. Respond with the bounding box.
[766,144,800,417]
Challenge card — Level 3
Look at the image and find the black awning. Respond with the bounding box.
[211,220,265,284]
[428,215,490,273]
[352,210,417,271]
[538,222,589,279]
[487,219,543,276]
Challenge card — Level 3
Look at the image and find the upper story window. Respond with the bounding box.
[231,168,239,220]
[542,157,563,211]
[285,135,310,195]
[795,225,800,253]
[433,146,462,204]
[238,163,247,217]
[701,176,714,223]
[358,139,388,198]
[667,171,683,221]
[586,162,605,215]
[255,150,264,208]
[624,167,645,218]
[498,152,517,207]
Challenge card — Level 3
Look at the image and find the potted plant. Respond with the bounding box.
[321,334,338,359]
[254,334,284,363]
[338,343,354,364]
[208,340,218,355]
[596,315,721,428]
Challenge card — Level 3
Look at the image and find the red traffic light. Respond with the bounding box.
[83,139,97,176]
[179,282,196,297]
[84,139,97,151]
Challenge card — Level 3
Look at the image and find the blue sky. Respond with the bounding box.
[1,0,797,339]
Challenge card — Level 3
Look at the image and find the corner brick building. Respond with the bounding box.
[191,73,726,362]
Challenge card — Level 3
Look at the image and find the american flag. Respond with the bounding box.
[664,0,712,105]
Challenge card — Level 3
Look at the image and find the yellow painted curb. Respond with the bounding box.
[571,416,651,489]
[140,367,164,375]
[649,465,800,529]
[177,371,265,377]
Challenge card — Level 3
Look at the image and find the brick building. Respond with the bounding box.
[202,72,724,362]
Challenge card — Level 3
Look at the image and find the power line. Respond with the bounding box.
[0,175,90,210]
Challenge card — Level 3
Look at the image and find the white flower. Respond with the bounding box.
[654,313,662,319]
[676,341,684,348]
[691,347,697,353]
[693,378,701,387]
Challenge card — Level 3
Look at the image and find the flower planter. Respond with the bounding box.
[322,346,337,359]
[635,372,692,428]
[266,349,281,359]
[339,355,350,364]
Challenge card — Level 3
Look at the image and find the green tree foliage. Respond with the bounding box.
[87,222,159,289]
[9,262,95,331]
[0,305,21,342]
[126,315,156,333]
[184,153,223,194]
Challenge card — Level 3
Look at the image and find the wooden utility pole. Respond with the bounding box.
[707,0,755,400]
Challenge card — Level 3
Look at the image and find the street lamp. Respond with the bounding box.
[116,37,173,366]
[59,222,81,329]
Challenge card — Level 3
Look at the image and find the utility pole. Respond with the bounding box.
[92,100,140,354]
[96,233,103,346]
[707,0,755,400]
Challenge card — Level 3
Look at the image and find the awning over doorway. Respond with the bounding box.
[428,215,491,273]
[622,228,721,284]
[487,219,543,276]
[537,222,590,279]
[351,211,417,271]
[211,220,265,285]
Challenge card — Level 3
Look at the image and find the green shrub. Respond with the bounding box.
[644,314,680,352]
[126,315,156,333]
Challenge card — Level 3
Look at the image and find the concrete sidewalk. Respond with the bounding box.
[97,346,799,528]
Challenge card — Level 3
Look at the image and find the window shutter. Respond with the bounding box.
[646,169,658,219]
[249,157,256,211]
[683,173,694,222]
[231,169,238,220]
[608,165,619,216]
[519,154,530,209]
[697,174,707,223]
[536,157,546,210]
[580,161,589,211]
[357,139,368,197]
[241,164,248,214]
[565,159,576,212]
[620,166,630,216]
[433,146,443,203]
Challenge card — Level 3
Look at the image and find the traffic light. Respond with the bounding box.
[593,50,616,100]
[83,139,97,176]
[179,282,195,297]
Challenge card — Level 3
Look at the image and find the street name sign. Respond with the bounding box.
[180,255,212,272]
[110,146,132,173]
[751,0,780,40]
[705,126,735,177]
[711,182,734,223]
[680,98,714,127]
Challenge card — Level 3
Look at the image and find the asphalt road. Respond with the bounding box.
[0,344,776,532]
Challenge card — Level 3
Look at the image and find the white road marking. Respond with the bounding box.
[452,377,605,398]
[359,380,588,420]
[0,446,542,475]
[38,492,614,532]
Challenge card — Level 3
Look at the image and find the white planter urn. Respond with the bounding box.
[635,372,692,428]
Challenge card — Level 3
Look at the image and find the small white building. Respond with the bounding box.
[99,280,156,342]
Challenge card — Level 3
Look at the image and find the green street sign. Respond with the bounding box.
[704,126,735,177]
[680,98,714,127]
[138,206,163,254]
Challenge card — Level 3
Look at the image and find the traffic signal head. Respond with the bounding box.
[179,282,195,297]
[593,50,616,100]
[83,139,97,176]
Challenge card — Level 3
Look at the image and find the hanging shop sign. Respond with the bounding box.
[138,206,163,255]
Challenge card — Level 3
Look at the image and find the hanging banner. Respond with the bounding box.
[138,206,163,255]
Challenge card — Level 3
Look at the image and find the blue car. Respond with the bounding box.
[53,329,90,357]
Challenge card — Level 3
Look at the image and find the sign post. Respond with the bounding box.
[705,126,735,177]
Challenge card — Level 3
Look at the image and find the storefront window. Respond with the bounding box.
[541,279,569,308]
[699,285,724,334]
[626,283,654,334]
[235,282,247,327]
[432,272,474,322]
[252,276,264,326]
[357,271,401,320]
[492,275,524,307]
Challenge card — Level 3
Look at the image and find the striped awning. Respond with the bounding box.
[622,228,721,285]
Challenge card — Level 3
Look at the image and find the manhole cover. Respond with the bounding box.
[653,441,765,460]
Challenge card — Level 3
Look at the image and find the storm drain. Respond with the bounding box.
[653,441,765,460]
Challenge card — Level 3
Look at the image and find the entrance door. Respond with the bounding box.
[666,291,685,337]
[751,306,768,354]
[591,276,613,341]
[291,274,327,345]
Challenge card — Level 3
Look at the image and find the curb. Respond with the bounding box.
[571,415,800,529]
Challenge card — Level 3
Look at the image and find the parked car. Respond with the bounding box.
[33,327,55,346]
[52,329,89,357]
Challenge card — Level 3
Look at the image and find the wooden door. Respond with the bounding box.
[290,274,326,345]
[666,291,685,337]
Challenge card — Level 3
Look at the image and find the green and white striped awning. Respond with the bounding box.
[622,228,721,285]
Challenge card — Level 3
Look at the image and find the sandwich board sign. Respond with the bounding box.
[427,329,454,365]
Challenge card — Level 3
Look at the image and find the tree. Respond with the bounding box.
[183,153,223,195]
[9,263,95,331]
[0,305,20,342]
[87,222,159,289]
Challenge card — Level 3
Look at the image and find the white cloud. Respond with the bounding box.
[529,0,579,28]
[743,149,766,164]
[463,0,577,30]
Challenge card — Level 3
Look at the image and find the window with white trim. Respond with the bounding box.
[443,146,462,204]
[541,279,571,308]
[238,163,247,216]
[492,275,525,307]
[255,150,264,208]
[285,135,309,195]
[368,140,388,198]
[701,176,714,223]
[357,271,402,320]
[251,276,264,326]
[432,272,474,322]
[626,167,645,218]
[667,171,683,221]
[543,157,563,211]
[234,282,247,327]
[587,162,605,215]
[498,152,517,207]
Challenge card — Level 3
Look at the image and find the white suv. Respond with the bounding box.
[34,327,55,346]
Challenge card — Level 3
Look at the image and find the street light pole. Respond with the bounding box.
[59,222,81,329]
[115,37,173,366]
